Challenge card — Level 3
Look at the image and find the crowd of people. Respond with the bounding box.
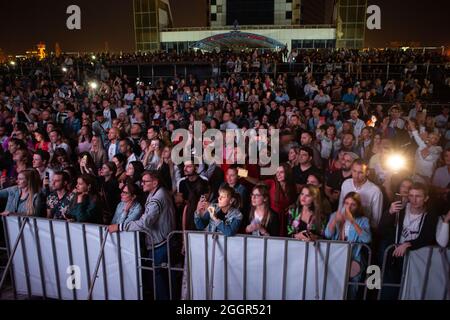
[0,48,449,300]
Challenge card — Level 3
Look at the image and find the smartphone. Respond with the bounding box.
[45,172,50,179]
[394,193,402,203]
[237,168,248,178]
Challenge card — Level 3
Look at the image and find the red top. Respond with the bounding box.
[264,179,294,237]
[35,141,50,152]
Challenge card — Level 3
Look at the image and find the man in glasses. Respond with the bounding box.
[109,170,176,300]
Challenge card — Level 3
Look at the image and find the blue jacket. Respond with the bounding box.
[325,212,371,263]
[194,204,242,237]
[63,117,81,136]
[111,201,143,224]
[0,186,44,217]
[104,140,120,160]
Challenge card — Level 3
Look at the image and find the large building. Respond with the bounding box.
[133,0,368,52]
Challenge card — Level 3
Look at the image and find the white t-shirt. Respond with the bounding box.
[432,166,450,188]
[400,205,426,243]
[108,142,117,161]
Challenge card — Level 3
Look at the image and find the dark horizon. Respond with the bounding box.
[0,0,449,55]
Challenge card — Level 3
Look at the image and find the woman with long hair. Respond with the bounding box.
[0,169,43,217]
[50,148,70,172]
[89,135,107,170]
[325,192,371,298]
[142,139,162,170]
[121,161,144,189]
[112,153,127,184]
[34,129,50,152]
[77,125,93,154]
[287,185,324,241]
[67,174,102,223]
[306,173,332,218]
[245,163,297,237]
[78,152,97,176]
[370,133,383,156]
[287,146,300,169]
[99,162,121,224]
[245,184,280,237]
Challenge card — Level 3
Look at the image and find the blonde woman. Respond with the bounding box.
[0,169,43,217]
[89,135,107,170]
[287,146,300,169]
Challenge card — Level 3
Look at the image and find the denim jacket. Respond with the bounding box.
[325,212,371,264]
[194,204,242,236]
[0,186,43,217]
[111,201,143,224]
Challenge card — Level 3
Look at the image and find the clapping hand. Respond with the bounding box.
[335,209,345,224]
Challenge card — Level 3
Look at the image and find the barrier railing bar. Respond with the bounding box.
[243,236,247,300]
[134,232,142,300]
[20,218,32,299]
[204,233,209,300]
[49,220,62,300]
[65,221,77,300]
[149,236,157,300]
[262,237,268,300]
[301,241,309,300]
[224,235,228,300]
[116,232,125,300]
[420,247,434,300]
[82,224,91,290]
[342,243,352,300]
[313,241,320,300]
[209,234,218,300]
[439,248,450,300]
[398,249,411,300]
[1,217,17,299]
[321,242,331,300]
[99,224,109,300]
[87,227,109,300]
[0,217,27,297]
[166,232,174,301]
[33,219,47,299]
[184,232,192,300]
[363,244,372,300]
[378,244,392,300]
[281,239,288,300]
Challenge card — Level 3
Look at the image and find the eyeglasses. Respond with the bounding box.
[121,191,130,195]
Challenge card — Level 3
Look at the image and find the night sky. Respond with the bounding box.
[0,0,449,55]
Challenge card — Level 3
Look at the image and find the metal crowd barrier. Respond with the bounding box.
[0,216,142,300]
[172,231,366,300]
[1,216,448,300]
